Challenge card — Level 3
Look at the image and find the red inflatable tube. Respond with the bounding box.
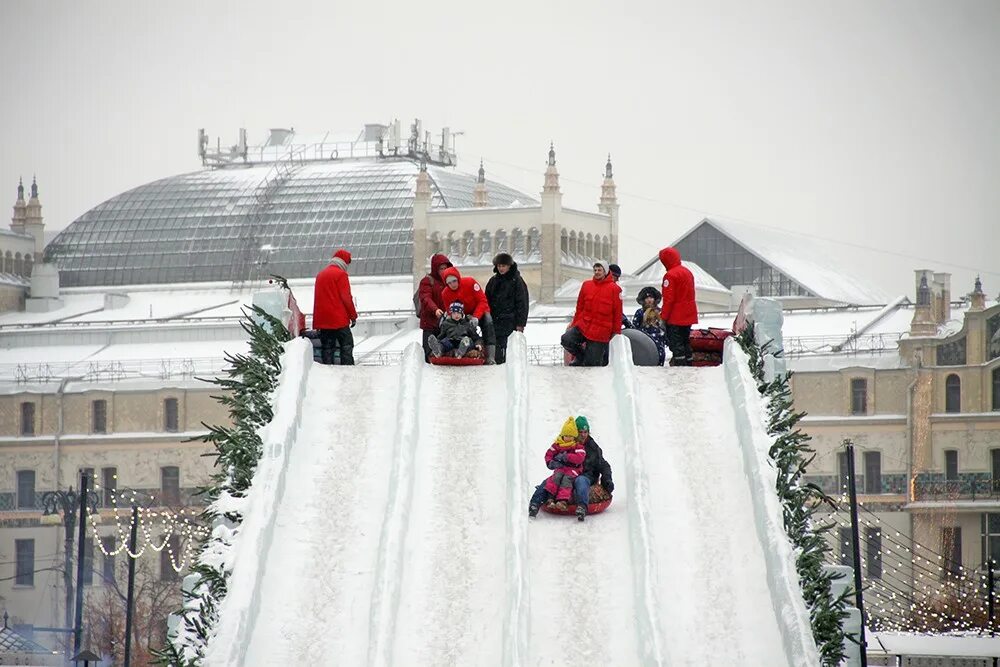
[540,498,613,516]
[429,356,486,366]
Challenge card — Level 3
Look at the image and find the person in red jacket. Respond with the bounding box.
[438,266,497,364]
[417,253,453,361]
[658,246,699,366]
[313,248,358,365]
[561,261,623,366]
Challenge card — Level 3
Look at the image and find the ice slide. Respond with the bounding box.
[204,334,819,666]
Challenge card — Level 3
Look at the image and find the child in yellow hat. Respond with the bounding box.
[541,417,587,511]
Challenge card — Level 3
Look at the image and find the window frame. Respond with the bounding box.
[16,469,36,509]
[102,467,117,507]
[20,401,36,436]
[850,378,868,416]
[161,466,180,506]
[15,539,34,586]
[945,374,961,413]
[164,397,179,432]
[863,451,882,494]
[92,399,108,434]
[945,450,959,482]
[865,526,882,579]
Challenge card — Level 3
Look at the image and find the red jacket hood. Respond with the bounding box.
[659,247,681,270]
[440,266,462,287]
[430,254,452,277]
[333,248,352,265]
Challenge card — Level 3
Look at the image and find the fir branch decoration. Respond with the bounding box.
[735,323,852,666]
[154,305,291,666]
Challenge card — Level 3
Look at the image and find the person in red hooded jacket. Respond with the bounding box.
[561,261,623,366]
[438,266,497,364]
[313,248,358,365]
[658,246,698,366]
[417,253,453,362]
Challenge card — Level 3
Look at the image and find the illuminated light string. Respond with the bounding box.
[82,476,210,573]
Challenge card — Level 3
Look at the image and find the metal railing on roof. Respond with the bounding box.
[7,357,228,384]
[783,332,903,358]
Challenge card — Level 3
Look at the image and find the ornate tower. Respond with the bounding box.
[909,271,937,337]
[472,160,489,208]
[969,275,987,312]
[24,176,45,259]
[10,178,26,235]
[539,143,563,303]
[412,158,433,289]
[597,154,619,263]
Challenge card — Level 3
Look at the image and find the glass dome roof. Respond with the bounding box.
[44,158,536,287]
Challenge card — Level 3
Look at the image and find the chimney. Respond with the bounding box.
[933,272,951,324]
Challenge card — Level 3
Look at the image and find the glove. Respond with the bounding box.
[603,480,614,494]
[469,316,479,328]
[350,319,356,328]
[547,460,560,470]
[554,452,568,464]
[515,326,525,332]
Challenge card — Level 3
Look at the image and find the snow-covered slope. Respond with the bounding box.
[205,335,818,666]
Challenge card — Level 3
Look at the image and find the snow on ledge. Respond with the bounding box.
[722,338,821,665]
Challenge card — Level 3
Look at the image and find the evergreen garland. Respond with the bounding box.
[154,305,291,666]
[735,323,852,666]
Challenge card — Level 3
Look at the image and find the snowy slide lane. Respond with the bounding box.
[388,361,511,664]
[240,362,404,666]
[524,364,643,666]
[634,364,791,666]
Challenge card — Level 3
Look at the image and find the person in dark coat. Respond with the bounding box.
[484,252,529,365]
[417,253,453,362]
[633,286,667,366]
[313,248,357,365]
[528,415,613,521]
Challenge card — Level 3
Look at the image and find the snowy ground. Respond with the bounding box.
[219,341,802,666]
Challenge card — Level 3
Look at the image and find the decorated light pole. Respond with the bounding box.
[41,472,99,657]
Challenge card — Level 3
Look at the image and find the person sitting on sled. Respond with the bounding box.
[529,415,614,521]
[539,417,587,511]
[427,301,483,358]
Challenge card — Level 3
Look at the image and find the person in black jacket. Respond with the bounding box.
[528,415,613,521]
[485,253,529,365]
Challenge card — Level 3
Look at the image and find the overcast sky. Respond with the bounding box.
[1,0,997,296]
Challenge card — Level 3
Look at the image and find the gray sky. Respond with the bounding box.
[1,0,997,297]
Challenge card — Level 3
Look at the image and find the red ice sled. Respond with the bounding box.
[689,327,734,353]
[429,356,485,366]
[540,498,613,516]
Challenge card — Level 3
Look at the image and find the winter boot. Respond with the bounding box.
[528,504,539,518]
[485,344,497,365]
[457,336,472,357]
[427,335,443,358]
[576,504,586,522]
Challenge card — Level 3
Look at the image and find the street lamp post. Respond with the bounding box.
[42,472,99,659]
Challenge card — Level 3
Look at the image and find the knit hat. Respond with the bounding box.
[493,252,514,267]
[333,249,352,265]
[557,416,579,441]
[593,260,610,275]
[575,415,590,432]
[608,264,622,279]
[449,301,465,314]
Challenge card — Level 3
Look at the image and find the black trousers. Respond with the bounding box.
[319,327,355,365]
[664,324,692,366]
[560,326,609,367]
[422,328,436,363]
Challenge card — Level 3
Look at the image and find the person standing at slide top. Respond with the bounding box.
[485,252,529,365]
[560,261,623,366]
[313,248,358,365]
[658,246,698,366]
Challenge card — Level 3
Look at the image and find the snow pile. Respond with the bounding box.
[722,338,821,665]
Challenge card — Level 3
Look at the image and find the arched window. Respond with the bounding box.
[993,367,1000,411]
[511,228,524,258]
[585,234,594,258]
[560,229,568,253]
[3,251,11,274]
[13,253,22,277]
[945,374,961,413]
[463,231,476,257]
[569,231,578,256]
[23,254,33,278]
[445,232,458,257]
[429,232,442,256]
[602,236,611,260]
[527,227,540,258]
[479,230,493,257]
[495,229,508,253]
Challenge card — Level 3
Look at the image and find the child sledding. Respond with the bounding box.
[427,301,486,365]
[528,416,614,522]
